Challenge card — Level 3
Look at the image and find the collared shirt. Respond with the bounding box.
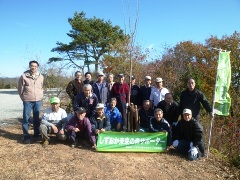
[150,87,169,107]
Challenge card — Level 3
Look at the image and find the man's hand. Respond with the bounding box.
[59,129,64,135]
[95,129,99,134]
[100,128,105,133]
[52,125,58,133]
[73,128,80,132]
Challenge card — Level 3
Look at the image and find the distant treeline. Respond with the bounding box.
[0,77,19,89]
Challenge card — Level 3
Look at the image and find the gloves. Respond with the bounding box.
[189,146,198,157]
[172,140,179,148]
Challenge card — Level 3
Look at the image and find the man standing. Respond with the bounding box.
[150,77,169,108]
[18,60,44,143]
[83,72,94,85]
[139,76,152,105]
[39,97,68,147]
[130,75,141,107]
[179,78,212,121]
[66,71,83,106]
[92,71,109,106]
[107,73,115,91]
[110,73,130,130]
[172,109,205,160]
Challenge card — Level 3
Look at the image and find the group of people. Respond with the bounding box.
[18,60,213,161]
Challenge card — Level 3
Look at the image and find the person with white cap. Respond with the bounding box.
[92,71,109,106]
[139,75,153,106]
[90,103,111,149]
[172,108,205,161]
[150,77,169,108]
[39,97,68,147]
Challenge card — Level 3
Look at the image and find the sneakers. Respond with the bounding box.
[71,139,79,148]
[42,140,49,147]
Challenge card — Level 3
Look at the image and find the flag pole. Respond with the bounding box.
[206,48,222,158]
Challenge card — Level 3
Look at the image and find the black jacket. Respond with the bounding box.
[179,88,212,120]
[157,100,179,125]
[149,117,172,146]
[138,108,154,129]
[175,118,204,147]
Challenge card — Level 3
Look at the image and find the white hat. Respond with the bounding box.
[145,76,151,80]
[155,77,163,82]
[96,103,105,109]
[183,108,192,115]
[98,71,104,76]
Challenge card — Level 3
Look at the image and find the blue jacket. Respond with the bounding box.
[104,105,123,125]
[92,81,109,105]
[90,113,111,133]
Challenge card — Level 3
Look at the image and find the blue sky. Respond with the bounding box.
[0,0,239,77]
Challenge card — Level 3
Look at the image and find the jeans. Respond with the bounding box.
[22,101,41,140]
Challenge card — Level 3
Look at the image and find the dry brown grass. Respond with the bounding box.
[0,119,239,180]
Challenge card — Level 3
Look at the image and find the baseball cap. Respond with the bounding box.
[131,75,136,80]
[183,108,192,115]
[118,73,124,77]
[98,71,104,76]
[76,107,86,114]
[155,77,163,82]
[50,97,60,104]
[145,76,151,80]
[96,103,105,109]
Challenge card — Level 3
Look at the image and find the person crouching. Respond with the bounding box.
[90,103,111,149]
[65,107,93,148]
[39,97,68,147]
[172,109,205,160]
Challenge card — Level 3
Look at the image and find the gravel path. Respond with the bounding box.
[0,89,23,121]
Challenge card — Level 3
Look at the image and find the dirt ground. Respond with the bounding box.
[0,119,239,180]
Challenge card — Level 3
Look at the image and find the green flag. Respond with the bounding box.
[213,51,231,116]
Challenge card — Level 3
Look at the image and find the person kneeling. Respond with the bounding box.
[149,108,172,150]
[172,109,205,161]
[39,97,68,147]
[90,103,111,149]
[65,107,93,148]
